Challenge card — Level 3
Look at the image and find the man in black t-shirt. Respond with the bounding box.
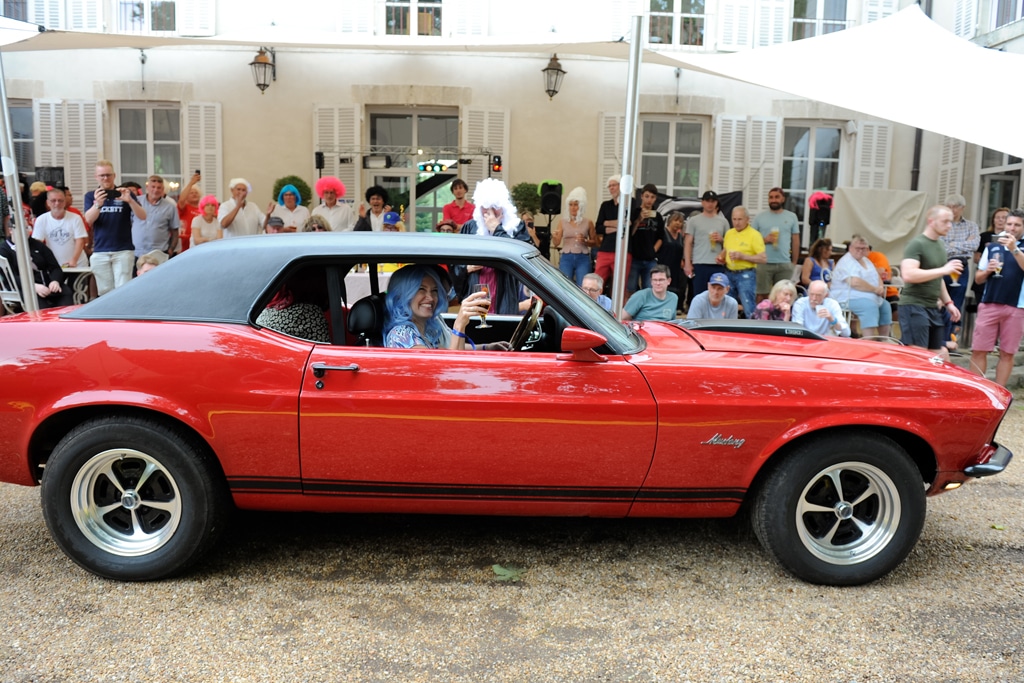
[626,183,665,296]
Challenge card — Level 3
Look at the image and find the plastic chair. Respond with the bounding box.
[0,255,25,315]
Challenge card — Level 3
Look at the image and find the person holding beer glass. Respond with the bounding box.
[384,264,511,351]
[456,178,532,314]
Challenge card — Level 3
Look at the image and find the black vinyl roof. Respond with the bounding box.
[63,233,540,324]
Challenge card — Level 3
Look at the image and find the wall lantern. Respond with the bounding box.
[542,54,566,100]
[250,47,276,94]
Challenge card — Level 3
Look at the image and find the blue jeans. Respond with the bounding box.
[727,268,757,318]
[559,252,591,287]
[628,259,656,293]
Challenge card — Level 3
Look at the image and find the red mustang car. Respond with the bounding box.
[0,233,1013,585]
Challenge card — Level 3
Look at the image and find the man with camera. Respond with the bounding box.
[84,160,146,295]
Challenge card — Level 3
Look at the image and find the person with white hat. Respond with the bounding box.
[218,178,263,238]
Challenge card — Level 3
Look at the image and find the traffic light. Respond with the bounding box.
[491,155,502,173]
[418,161,448,173]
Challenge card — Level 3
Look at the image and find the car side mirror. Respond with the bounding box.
[557,326,608,362]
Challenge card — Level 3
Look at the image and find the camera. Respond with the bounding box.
[99,187,122,200]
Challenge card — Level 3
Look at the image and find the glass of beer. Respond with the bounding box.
[472,283,492,328]
[990,252,1003,279]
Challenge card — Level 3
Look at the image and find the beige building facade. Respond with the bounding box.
[0,0,1020,235]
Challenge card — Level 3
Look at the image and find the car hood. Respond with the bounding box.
[635,320,994,385]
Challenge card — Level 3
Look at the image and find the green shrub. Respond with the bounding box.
[511,182,540,215]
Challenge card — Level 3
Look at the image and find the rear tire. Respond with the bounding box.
[41,416,228,581]
[751,431,926,586]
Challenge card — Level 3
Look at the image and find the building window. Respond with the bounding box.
[369,110,459,230]
[116,105,182,191]
[994,0,1024,29]
[639,119,703,197]
[9,102,33,183]
[119,0,176,34]
[386,0,442,36]
[1,1,27,21]
[649,0,705,47]
[980,148,1022,228]
[781,124,842,226]
[792,0,848,41]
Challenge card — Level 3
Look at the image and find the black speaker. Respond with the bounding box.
[540,181,562,215]
[314,151,325,170]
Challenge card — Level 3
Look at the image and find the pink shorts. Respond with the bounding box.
[972,303,1024,353]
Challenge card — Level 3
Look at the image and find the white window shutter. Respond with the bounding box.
[852,121,892,189]
[953,0,977,38]
[744,116,782,213]
[755,0,786,47]
[185,102,222,201]
[937,136,965,204]
[718,0,754,51]
[66,0,101,30]
[448,0,488,37]
[34,99,65,172]
[314,106,361,207]
[862,0,897,24]
[177,0,216,36]
[339,0,376,34]
[598,112,626,196]
[63,101,103,200]
[713,115,747,196]
[29,0,63,29]
[460,107,509,193]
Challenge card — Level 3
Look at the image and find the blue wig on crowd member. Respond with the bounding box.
[383,264,453,348]
[277,184,302,205]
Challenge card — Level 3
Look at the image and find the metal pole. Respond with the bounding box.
[0,47,38,312]
[611,15,644,317]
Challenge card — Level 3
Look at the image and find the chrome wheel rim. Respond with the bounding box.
[71,449,182,557]
[795,461,901,565]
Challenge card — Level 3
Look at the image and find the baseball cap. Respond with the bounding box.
[266,216,285,228]
[708,273,730,287]
[383,211,400,225]
[701,190,719,202]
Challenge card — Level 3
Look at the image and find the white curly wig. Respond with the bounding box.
[563,186,587,224]
[470,178,520,236]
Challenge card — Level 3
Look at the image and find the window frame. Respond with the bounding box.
[638,116,708,199]
[117,0,178,35]
[791,0,850,41]
[8,99,34,184]
[648,0,707,48]
[780,120,846,230]
[384,0,443,37]
[992,0,1024,30]
[113,102,184,192]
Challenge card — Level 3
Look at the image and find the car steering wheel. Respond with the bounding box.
[508,297,544,351]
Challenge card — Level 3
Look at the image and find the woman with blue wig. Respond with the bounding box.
[384,264,511,351]
[265,183,310,232]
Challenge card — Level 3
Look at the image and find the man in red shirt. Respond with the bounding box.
[176,172,202,251]
[442,178,474,229]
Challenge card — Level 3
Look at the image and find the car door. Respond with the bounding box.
[298,344,657,516]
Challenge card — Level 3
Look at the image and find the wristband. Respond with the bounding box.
[945,301,956,308]
[450,328,476,350]
[828,318,836,325]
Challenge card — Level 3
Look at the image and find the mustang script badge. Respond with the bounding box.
[701,433,746,449]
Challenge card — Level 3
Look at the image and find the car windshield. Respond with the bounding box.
[526,254,645,354]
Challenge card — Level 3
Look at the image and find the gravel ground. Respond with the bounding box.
[2,409,1023,682]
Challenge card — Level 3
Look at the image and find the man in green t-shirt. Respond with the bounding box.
[899,205,963,358]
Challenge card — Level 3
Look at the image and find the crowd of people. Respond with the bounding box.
[6,160,1021,387]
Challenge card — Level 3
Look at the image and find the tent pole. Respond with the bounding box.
[0,48,38,312]
[611,15,644,318]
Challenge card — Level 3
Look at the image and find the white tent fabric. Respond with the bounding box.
[654,5,1024,159]
[829,188,929,264]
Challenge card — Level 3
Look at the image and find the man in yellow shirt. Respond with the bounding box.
[723,205,766,317]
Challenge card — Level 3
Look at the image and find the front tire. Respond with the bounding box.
[41,416,228,581]
[751,432,926,586]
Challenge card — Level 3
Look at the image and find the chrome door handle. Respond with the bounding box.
[311,363,360,378]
